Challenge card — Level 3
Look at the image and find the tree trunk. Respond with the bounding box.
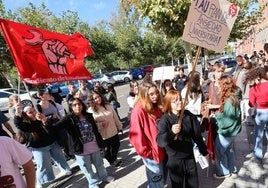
[183,41,193,73]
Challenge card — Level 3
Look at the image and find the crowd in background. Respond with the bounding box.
[128,43,268,187]
[1,43,268,188]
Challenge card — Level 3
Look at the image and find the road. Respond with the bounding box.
[114,83,131,120]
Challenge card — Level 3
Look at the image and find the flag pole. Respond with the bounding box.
[174,46,202,140]
[22,81,38,111]
[17,74,21,102]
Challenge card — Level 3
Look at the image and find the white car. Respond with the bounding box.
[109,70,133,83]
[0,88,37,112]
[89,74,116,88]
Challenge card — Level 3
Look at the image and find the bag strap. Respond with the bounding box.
[36,104,42,113]
[37,100,61,118]
[48,100,57,108]
[48,100,62,118]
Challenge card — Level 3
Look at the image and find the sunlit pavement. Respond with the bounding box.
[47,121,267,188]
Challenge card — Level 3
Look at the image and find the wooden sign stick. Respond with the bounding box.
[174,46,202,140]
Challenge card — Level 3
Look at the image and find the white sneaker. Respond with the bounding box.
[57,170,72,177]
[90,185,99,188]
[213,173,231,179]
[36,182,43,188]
[105,176,115,183]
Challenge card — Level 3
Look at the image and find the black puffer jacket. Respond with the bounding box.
[53,113,105,155]
[156,110,208,159]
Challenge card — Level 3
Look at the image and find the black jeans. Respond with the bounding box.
[167,156,198,188]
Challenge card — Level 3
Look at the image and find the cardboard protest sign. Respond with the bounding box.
[182,0,239,52]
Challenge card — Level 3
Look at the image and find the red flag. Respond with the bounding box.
[0,18,93,85]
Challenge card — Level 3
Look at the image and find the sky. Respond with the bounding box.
[2,0,119,25]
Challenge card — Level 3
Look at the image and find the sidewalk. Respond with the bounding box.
[47,122,268,188]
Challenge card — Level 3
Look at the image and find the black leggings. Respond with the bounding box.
[103,134,120,164]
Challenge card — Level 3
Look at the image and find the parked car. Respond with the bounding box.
[109,70,133,83]
[47,80,93,98]
[0,88,37,112]
[129,68,144,80]
[89,74,116,88]
[140,64,155,74]
[219,56,237,68]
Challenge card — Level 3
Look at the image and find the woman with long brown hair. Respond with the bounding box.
[87,90,123,167]
[161,79,175,98]
[53,97,115,187]
[213,75,242,179]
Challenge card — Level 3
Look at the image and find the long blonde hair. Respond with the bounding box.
[8,94,18,108]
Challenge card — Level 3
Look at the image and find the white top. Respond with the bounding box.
[127,95,137,109]
[0,137,33,188]
[181,87,202,115]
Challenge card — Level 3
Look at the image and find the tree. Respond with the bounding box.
[228,0,264,41]
[0,0,17,87]
[53,10,80,34]
[86,22,118,73]
[121,0,191,38]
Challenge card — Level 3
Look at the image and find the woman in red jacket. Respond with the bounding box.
[244,66,268,162]
[129,81,166,188]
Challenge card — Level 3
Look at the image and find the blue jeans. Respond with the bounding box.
[112,104,120,119]
[31,141,71,184]
[214,134,237,176]
[142,158,165,188]
[254,108,268,159]
[75,150,108,187]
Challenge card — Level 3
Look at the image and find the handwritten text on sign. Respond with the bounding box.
[182,0,239,52]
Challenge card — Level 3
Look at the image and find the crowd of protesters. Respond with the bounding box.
[0,80,120,188]
[1,43,268,187]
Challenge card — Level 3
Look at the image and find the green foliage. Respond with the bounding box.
[228,0,264,41]
[0,0,186,86]
[15,3,56,29]
[121,0,191,38]
[53,10,80,34]
[86,23,118,73]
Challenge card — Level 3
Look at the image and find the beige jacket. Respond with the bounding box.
[88,104,122,140]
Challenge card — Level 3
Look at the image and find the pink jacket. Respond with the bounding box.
[129,103,165,163]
